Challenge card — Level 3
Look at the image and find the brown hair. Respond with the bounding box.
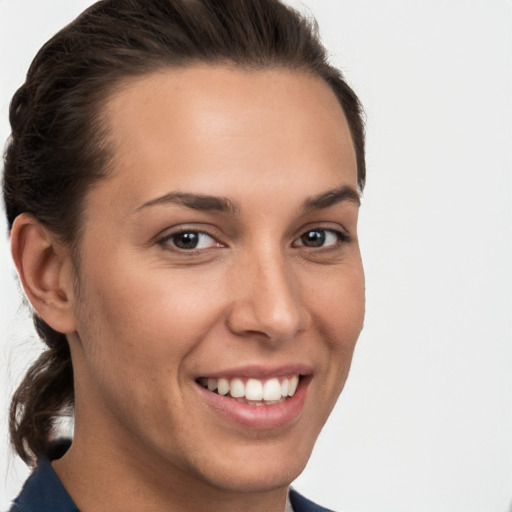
[3,0,366,465]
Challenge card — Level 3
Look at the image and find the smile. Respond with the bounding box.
[195,366,311,429]
[197,376,300,405]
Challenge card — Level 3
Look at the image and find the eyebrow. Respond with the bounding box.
[301,185,361,213]
[137,192,240,214]
[137,184,359,215]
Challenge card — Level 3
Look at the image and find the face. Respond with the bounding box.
[66,66,364,496]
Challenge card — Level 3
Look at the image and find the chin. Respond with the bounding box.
[188,435,314,494]
[205,458,308,494]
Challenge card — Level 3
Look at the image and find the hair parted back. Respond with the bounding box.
[3,0,366,465]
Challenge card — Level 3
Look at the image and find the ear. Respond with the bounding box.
[10,213,77,334]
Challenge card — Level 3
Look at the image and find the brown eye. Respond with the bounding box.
[162,231,220,250]
[294,229,347,248]
[172,232,200,249]
[300,230,326,247]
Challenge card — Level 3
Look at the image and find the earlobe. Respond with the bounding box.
[10,213,77,334]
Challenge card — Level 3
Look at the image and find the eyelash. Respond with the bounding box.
[292,228,351,249]
[158,230,224,251]
[158,227,351,253]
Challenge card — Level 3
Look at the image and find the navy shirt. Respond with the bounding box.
[10,442,334,512]
[9,457,79,512]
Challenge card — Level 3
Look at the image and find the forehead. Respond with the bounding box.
[99,65,357,206]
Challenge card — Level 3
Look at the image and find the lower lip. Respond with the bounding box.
[196,377,310,430]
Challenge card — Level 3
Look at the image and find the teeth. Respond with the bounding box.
[217,378,229,395]
[288,375,299,396]
[199,375,301,402]
[280,378,289,397]
[245,379,263,400]
[263,378,282,401]
[230,378,245,398]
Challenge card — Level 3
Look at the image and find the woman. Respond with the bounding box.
[4,0,366,510]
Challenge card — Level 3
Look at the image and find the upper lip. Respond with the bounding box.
[196,363,313,380]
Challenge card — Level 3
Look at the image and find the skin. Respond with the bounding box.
[12,66,364,512]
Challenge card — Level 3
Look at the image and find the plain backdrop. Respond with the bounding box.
[1,1,511,511]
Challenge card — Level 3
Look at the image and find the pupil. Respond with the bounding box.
[174,232,199,249]
[302,230,325,247]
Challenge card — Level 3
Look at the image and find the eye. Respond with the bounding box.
[293,228,348,248]
[160,231,221,251]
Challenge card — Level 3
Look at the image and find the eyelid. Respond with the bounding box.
[292,224,352,247]
[154,223,351,253]
[156,225,226,252]
[294,231,345,249]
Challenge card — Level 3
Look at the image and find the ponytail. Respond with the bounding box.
[9,316,74,465]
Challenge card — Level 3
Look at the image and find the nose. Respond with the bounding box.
[226,249,311,344]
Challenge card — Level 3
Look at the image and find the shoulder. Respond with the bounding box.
[8,441,78,512]
[289,488,337,512]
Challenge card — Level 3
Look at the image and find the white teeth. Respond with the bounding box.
[230,378,245,398]
[200,375,301,402]
[288,375,299,396]
[245,379,263,400]
[217,378,229,395]
[280,379,289,397]
[263,378,282,401]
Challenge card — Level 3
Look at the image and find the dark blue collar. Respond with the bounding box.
[289,489,334,512]
[9,456,78,512]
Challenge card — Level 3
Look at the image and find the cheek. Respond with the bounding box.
[73,257,226,378]
[304,262,365,406]
[70,260,230,438]
[307,262,365,345]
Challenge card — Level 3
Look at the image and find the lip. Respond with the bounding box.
[196,363,313,380]
[195,364,312,430]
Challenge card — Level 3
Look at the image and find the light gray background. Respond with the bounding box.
[1,1,511,511]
